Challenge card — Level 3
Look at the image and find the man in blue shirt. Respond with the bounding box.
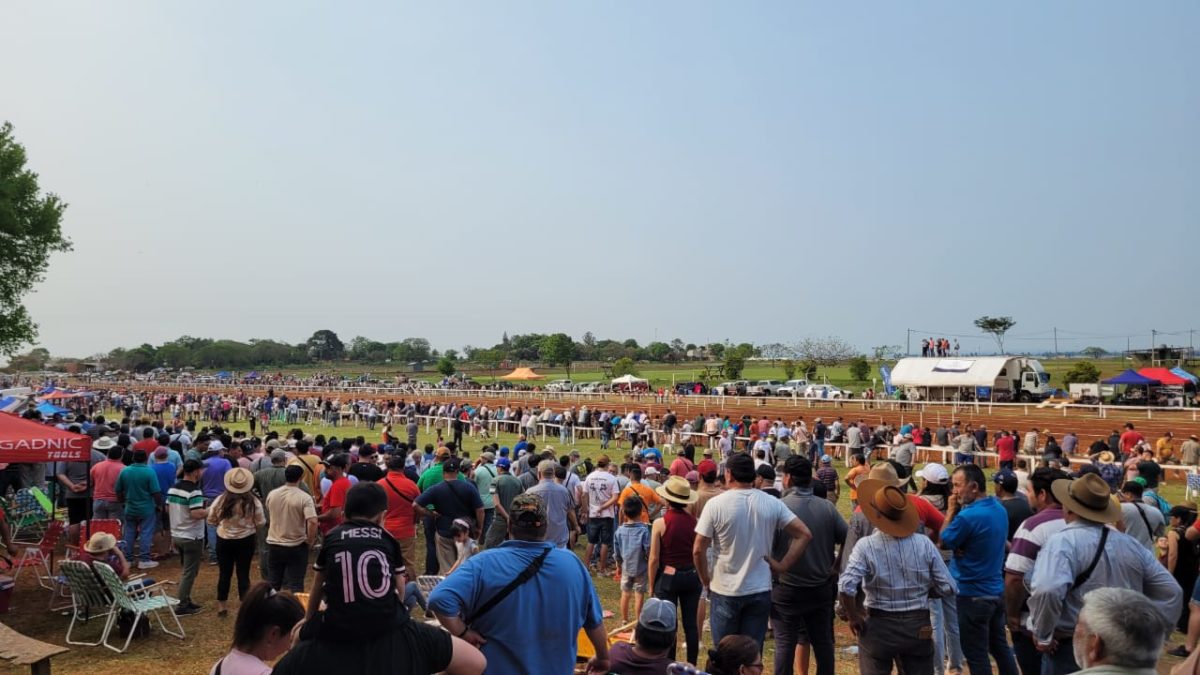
[429,493,609,675]
[941,464,1019,675]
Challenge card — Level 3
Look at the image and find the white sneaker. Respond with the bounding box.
[137,560,159,570]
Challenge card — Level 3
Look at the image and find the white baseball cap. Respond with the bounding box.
[918,463,949,485]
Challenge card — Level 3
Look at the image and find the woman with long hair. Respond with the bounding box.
[647,476,701,664]
[210,581,304,674]
[705,635,763,675]
[208,467,265,617]
[1163,506,1199,636]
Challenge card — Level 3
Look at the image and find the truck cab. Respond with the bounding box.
[1008,358,1051,402]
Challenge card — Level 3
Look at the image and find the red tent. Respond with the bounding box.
[0,412,90,462]
[1136,368,1190,386]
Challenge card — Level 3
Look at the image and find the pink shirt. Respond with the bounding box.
[90,459,126,502]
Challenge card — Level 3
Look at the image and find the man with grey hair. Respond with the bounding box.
[525,459,578,548]
[1072,587,1166,674]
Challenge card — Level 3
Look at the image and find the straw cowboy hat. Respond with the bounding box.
[867,462,902,488]
[223,467,255,495]
[656,475,698,505]
[858,478,920,537]
[1051,474,1122,524]
[1097,451,1115,463]
[84,532,118,555]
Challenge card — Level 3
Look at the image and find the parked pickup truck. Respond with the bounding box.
[712,380,749,396]
[746,380,785,396]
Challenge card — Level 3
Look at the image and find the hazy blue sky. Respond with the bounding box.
[5,2,1198,359]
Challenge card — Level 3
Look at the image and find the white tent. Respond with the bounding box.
[611,374,649,385]
[889,357,1013,388]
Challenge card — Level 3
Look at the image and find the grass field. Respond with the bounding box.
[1,418,1190,674]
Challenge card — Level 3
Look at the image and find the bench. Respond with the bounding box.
[0,622,69,674]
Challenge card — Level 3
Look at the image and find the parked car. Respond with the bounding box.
[673,382,709,395]
[746,379,785,396]
[545,379,574,392]
[712,380,749,396]
[776,379,811,396]
[804,384,849,399]
[577,381,605,393]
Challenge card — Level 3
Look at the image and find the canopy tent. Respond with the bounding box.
[889,357,1012,388]
[500,367,544,381]
[245,371,260,379]
[0,395,26,413]
[0,412,90,462]
[35,401,69,417]
[1171,367,1199,384]
[215,371,232,379]
[1102,369,1161,386]
[611,374,649,385]
[1136,368,1190,386]
[36,388,93,401]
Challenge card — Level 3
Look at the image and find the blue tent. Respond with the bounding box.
[35,401,69,416]
[1102,369,1160,386]
[215,371,231,379]
[0,396,23,412]
[246,371,259,379]
[1171,367,1198,384]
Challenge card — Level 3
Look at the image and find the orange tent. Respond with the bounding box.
[500,367,544,381]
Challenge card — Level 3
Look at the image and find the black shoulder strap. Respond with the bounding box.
[1072,526,1110,590]
[1133,503,1154,538]
[384,477,414,505]
[466,547,551,625]
[214,657,224,675]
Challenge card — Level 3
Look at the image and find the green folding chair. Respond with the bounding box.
[58,560,116,647]
[92,562,184,653]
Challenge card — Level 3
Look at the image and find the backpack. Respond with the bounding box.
[1145,489,1171,517]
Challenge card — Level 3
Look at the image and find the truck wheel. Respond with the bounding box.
[1018,392,1032,403]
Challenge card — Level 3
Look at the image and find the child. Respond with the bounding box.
[445,519,479,575]
[300,482,407,643]
[613,496,651,624]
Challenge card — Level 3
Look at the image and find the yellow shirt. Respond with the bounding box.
[1156,437,1175,461]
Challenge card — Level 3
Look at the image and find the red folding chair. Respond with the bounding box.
[66,519,122,559]
[10,519,66,590]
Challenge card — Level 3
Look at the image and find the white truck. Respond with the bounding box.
[889,356,1052,402]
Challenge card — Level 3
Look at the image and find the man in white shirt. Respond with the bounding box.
[583,456,620,573]
[693,453,812,650]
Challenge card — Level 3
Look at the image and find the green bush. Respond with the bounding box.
[848,356,870,381]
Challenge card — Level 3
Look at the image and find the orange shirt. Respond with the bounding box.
[618,482,663,523]
[846,464,869,502]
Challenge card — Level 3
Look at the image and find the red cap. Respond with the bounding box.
[697,459,718,477]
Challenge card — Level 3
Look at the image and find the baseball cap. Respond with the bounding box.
[320,454,349,469]
[270,449,289,464]
[645,466,659,476]
[443,457,463,474]
[685,470,700,483]
[918,463,949,485]
[820,455,832,465]
[496,457,512,469]
[499,447,510,457]
[697,459,717,477]
[435,447,451,459]
[153,447,168,459]
[639,597,677,632]
[510,493,546,527]
[481,451,496,462]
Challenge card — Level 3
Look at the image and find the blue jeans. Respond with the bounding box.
[480,508,494,544]
[710,590,772,651]
[957,595,1018,675]
[122,512,156,563]
[930,594,964,674]
[206,521,219,561]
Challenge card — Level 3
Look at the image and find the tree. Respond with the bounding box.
[872,345,902,361]
[622,339,640,350]
[5,347,50,372]
[795,337,857,367]
[306,329,345,361]
[539,333,577,376]
[782,359,797,380]
[474,348,503,380]
[1080,346,1108,359]
[647,342,672,362]
[612,356,638,377]
[0,122,72,356]
[707,343,725,359]
[974,316,1017,354]
[848,356,871,381]
[722,355,745,379]
[1063,361,1101,386]
[436,356,457,377]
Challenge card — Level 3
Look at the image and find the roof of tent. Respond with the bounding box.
[0,412,91,462]
[1102,369,1160,386]
[888,357,1013,388]
[1171,367,1199,384]
[215,371,231,378]
[35,401,69,416]
[1136,368,1190,386]
[611,374,649,384]
[499,367,544,381]
[0,396,25,413]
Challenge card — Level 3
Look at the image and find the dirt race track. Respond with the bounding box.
[84,381,1200,447]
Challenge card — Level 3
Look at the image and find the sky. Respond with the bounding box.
[4,2,1198,360]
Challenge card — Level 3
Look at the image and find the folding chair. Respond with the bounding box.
[92,561,184,653]
[10,519,65,590]
[8,488,52,542]
[59,559,116,646]
[65,519,123,559]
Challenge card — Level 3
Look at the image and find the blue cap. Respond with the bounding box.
[820,455,832,464]
[497,457,511,469]
[499,447,510,456]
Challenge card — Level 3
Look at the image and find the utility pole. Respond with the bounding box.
[1053,327,1058,356]
[907,329,911,356]
[1151,329,1157,366]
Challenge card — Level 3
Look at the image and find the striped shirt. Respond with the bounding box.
[1005,506,1066,577]
[839,530,957,612]
[168,479,205,539]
